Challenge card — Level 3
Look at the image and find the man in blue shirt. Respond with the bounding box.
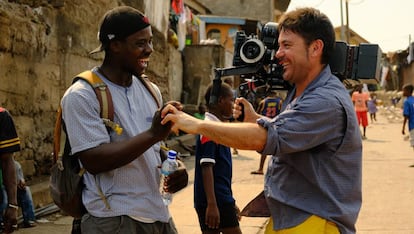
[161,7,362,234]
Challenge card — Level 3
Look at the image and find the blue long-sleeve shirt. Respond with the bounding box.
[258,66,362,234]
[403,96,414,130]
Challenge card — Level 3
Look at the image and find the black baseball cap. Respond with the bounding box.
[90,6,151,54]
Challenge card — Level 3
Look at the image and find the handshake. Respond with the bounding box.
[152,98,254,136]
[149,97,266,153]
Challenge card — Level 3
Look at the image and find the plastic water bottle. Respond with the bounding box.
[160,150,179,205]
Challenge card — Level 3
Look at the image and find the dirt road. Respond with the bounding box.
[13,106,414,234]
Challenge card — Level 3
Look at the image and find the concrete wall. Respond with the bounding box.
[182,45,225,105]
[401,62,414,88]
[205,23,241,53]
[197,0,273,23]
[0,0,182,178]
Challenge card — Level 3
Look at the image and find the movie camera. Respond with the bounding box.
[209,22,382,105]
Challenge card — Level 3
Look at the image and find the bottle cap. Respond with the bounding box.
[167,150,177,160]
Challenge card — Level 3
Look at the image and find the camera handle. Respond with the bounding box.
[210,65,260,122]
[210,65,261,105]
[236,103,245,122]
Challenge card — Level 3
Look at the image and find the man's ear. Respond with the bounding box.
[310,39,324,57]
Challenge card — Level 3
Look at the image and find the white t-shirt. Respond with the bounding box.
[61,68,170,222]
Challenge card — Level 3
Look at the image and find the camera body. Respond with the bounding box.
[233,22,279,67]
[232,22,290,95]
[330,42,382,82]
[230,22,381,97]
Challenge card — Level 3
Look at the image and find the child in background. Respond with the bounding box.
[402,84,414,167]
[194,103,206,120]
[194,82,242,234]
[367,93,378,123]
[251,91,283,175]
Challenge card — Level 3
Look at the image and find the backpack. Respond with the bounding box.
[49,70,161,218]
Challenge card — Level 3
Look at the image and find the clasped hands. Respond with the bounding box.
[156,97,257,135]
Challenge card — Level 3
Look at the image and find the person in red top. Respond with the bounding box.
[351,84,370,139]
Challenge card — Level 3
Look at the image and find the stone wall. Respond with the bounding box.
[401,62,414,89]
[197,0,273,23]
[0,0,182,179]
[182,45,225,105]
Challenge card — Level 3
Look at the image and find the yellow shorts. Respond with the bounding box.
[264,215,340,234]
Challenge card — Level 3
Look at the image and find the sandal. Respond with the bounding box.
[250,170,264,175]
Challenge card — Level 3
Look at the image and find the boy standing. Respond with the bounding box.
[194,83,242,234]
[402,84,414,166]
[367,93,378,123]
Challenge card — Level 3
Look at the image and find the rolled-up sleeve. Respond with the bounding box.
[257,118,279,156]
[257,93,344,157]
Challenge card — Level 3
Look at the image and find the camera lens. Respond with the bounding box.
[240,39,265,64]
[243,41,261,59]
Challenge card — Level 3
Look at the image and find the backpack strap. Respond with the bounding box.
[53,106,65,164]
[139,74,162,108]
[54,71,121,163]
[74,71,123,135]
[69,71,118,211]
[74,71,114,121]
[53,71,119,211]
[138,74,167,162]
